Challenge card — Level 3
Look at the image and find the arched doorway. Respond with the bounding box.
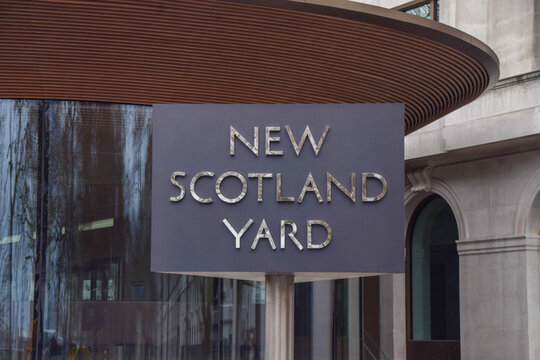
[407,195,460,359]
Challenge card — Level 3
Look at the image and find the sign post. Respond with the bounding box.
[265,274,294,360]
[151,104,404,359]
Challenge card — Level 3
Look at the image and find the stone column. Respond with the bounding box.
[312,280,334,359]
[380,274,406,360]
[265,274,294,360]
[457,235,540,360]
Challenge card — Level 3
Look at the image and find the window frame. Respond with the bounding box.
[394,0,438,21]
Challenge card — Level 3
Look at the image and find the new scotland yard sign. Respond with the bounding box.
[151,104,404,280]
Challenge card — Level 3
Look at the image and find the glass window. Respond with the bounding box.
[410,196,459,341]
[294,282,313,359]
[41,101,267,359]
[0,100,39,359]
[0,100,266,360]
[406,3,431,19]
[0,99,375,359]
[293,278,385,360]
[401,0,439,21]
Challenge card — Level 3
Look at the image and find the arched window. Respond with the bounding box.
[409,195,460,341]
[528,190,540,235]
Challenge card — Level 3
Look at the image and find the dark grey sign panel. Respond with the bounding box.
[151,104,404,279]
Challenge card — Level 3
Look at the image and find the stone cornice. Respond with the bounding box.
[457,235,540,256]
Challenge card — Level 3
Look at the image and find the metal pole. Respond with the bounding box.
[265,274,294,360]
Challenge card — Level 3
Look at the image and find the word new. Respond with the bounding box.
[230,125,330,156]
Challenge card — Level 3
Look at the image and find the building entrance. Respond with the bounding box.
[407,195,460,360]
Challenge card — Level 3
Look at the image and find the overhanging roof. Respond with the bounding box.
[0,0,499,134]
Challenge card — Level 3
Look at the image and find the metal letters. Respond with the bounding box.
[252,219,277,250]
[276,173,295,202]
[297,172,323,203]
[230,125,258,156]
[285,125,330,156]
[190,172,214,203]
[362,173,388,202]
[223,218,254,249]
[280,220,303,250]
[216,171,248,203]
[248,173,273,202]
[307,220,332,249]
[265,126,283,156]
[170,171,186,202]
[327,172,356,203]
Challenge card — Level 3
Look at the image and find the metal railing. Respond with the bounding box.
[362,330,390,360]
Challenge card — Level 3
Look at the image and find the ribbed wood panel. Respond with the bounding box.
[0,0,499,134]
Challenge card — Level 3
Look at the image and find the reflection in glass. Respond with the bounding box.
[39,101,266,359]
[294,279,367,360]
[411,196,459,340]
[0,100,38,359]
[406,3,431,19]
[0,99,373,359]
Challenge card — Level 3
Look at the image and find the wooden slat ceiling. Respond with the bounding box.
[0,0,499,134]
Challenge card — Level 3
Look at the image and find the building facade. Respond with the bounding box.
[374,1,540,359]
[2,1,530,360]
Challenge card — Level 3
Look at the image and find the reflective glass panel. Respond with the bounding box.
[406,3,431,19]
[0,100,39,359]
[411,196,459,341]
[0,100,265,360]
[0,99,376,359]
[294,279,367,360]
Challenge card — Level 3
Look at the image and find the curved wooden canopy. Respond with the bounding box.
[0,0,499,134]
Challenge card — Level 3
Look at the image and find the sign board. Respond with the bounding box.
[151,104,404,281]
